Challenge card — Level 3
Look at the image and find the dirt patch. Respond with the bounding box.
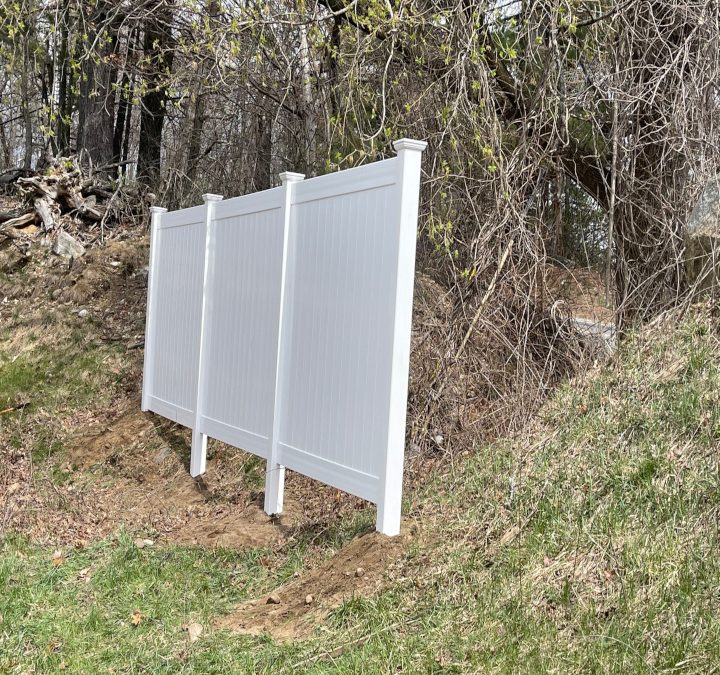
[2,398,367,550]
[173,500,304,549]
[37,407,305,549]
[215,529,411,641]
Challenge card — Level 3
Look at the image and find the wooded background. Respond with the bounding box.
[1,0,719,444]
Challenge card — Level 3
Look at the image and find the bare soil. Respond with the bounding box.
[215,529,412,641]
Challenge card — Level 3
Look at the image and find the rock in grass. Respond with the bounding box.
[686,177,720,293]
[52,231,85,259]
[266,593,281,605]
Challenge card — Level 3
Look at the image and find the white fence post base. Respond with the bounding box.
[264,465,285,515]
[376,501,401,537]
[190,431,208,478]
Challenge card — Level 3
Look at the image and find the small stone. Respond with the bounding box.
[52,231,85,259]
[78,309,88,319]
[304,594,313,605]
[50,288,62,300]
[355,567,365,578]
[266,593,281,605]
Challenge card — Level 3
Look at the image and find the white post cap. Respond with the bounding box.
[202,193,224,203]
[279,171,305,184]
[149,206,168,214]
[393,138,428,153]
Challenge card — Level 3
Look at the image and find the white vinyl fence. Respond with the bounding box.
[142,139,426,535]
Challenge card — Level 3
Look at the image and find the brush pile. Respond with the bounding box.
[0,157,150,256]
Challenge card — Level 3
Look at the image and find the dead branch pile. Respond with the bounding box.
[0,157,150,253]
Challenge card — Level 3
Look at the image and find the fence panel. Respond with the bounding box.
[142,140,426,535]
[142,205,206,427]
[276,160,400,504]
[198,189,285,459]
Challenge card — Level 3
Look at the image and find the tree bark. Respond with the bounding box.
[55,6,71,154]
[185,86,206,185]
[113,71,131,166]
[254,113,272,191]
[137,0,175,185]
[77,2,118,168]
[21,39,33,170]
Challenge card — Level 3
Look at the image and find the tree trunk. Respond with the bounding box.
[113,71,131,166]
[254,113,272,191]
[21,39,33,170]
[0,119,10,167]
[298,21,316,174]
[185,87,206,185]
[55,7,71,154]
[77,3,118,168]
[184,0,218,187]
[137,1,175,185]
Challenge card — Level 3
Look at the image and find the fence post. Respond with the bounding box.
[376,139,427,536]
[264,171,305,515]
[190,193,224,478]
[141,206,167,412]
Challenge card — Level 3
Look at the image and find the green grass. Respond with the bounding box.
[0,533,275,672]
[0,332,122,413]
[1,308,720,672]
[0,319,127,473]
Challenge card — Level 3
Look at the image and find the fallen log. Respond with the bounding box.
[4,154,144,248]
[34,196,57,231]
[18,175,57,200]
[81,185,114,201]
[0,209,29,225]
[2,211,36,229]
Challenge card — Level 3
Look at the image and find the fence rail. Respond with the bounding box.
[142,139,426,535]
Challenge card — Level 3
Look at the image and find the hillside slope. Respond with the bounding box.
[1,233,719,671]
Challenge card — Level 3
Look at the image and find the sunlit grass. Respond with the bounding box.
[1,307,719,672]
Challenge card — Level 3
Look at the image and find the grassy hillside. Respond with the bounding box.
[2,243,719,673]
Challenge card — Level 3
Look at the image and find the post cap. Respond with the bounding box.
[279,171,305,184]
[149,206,168,214]
[202,193,224,203]
[393,138,428,153]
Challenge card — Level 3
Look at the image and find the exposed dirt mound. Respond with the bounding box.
[215,529,411,641]
[40,407,307,549]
